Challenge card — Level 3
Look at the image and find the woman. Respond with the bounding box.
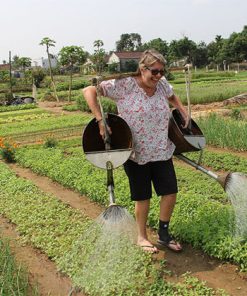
[82,49,189,253]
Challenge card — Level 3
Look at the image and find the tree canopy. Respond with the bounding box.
[59,46,87,68]
[116,33,142,51]
[113,26,247,68]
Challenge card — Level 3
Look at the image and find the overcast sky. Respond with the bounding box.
[1,0,246,65]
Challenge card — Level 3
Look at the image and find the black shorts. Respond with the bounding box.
[123,158,178,201]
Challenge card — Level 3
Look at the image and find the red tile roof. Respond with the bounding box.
[0,64,10,70]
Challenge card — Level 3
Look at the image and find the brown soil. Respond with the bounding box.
[1,98,247,295]
[38,101,81,115]
[190,93,247,119]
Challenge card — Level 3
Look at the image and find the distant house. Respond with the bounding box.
[0,63,10,71]
[82,58,95,74]
[170,58,187,68]
[107,51,143,72]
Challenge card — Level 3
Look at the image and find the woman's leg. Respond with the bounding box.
[123,160,157,252]
[135,199,158,252]
[159,193,176,221]
[159,193,182,251]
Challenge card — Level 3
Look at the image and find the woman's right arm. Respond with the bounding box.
[82,85,110,138]
[82,86,103,122]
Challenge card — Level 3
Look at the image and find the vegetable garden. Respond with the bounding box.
[0,70,247,295]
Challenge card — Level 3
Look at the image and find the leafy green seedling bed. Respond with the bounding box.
[0,161,225,295]
[14,145,247,271]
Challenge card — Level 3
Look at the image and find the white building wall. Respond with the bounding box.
[108,53,120,64]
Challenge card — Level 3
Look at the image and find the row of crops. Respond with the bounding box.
[0,101,247,295]
[1,70,246,107]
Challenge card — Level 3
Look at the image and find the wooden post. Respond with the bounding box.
[9,51,13,97]
[32,81,37,99]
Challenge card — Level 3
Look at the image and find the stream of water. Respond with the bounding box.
[226,172,247,239]
[58,206,158,295]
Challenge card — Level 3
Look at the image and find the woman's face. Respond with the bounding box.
[141,61,164,89]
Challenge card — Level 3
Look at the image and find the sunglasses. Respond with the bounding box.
[146,67,165,76]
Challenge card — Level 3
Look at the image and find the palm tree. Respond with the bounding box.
[40,37,59,101]
[93,40,105,74]
[93,40,104,52]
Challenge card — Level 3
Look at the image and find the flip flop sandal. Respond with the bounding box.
[140,245,159,254]
[157,238,182,253]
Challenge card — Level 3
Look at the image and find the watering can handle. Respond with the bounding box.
[184,65,192,130]
[92,77,111,150]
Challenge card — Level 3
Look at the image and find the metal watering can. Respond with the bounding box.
[168,65,231,190]
[168,108,231,190]
[82,113,133,206]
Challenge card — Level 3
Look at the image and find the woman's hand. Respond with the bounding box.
[98,120,112,140]
[168,94,191,129]
[179,109,191,129]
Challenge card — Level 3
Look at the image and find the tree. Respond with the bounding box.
[18,57,32,72]
[168,37,196,66]
[59,46,87,101]
[139,38,169,60]
[32,68,46,88]
[207,35,227,69]
[91,40,106,74]
[116,33,142,51]
[12,55,20,69]
[93,40,104,52]
[40,37,59,101]
[226,28,247,64]
[192,42,208,67]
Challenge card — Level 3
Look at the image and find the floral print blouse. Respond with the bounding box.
[100,77,175,164]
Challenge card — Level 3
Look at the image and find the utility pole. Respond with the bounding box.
[9,51,13,98]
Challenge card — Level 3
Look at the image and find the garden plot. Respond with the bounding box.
[1,96,247,295]
[0,161,231,296]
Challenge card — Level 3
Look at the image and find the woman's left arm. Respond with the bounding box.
[168,94,190,128]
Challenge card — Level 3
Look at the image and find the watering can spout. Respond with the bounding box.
[176,154,233,192]
[217,172,232,191]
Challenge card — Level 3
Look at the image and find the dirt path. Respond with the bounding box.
[38,101,81,115]
[3,163,246,296]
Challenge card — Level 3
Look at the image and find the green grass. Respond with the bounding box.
[197,113,247,151]
[169,70,247,104]
[0,104,37,113]
[0,236,39,296]
[0,108,49,119]
[0,113,92,137]
[185,149,247,174]
[173,80,247,104]
[0,110,53,124]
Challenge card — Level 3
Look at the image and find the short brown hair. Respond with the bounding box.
[138,49,166,73]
